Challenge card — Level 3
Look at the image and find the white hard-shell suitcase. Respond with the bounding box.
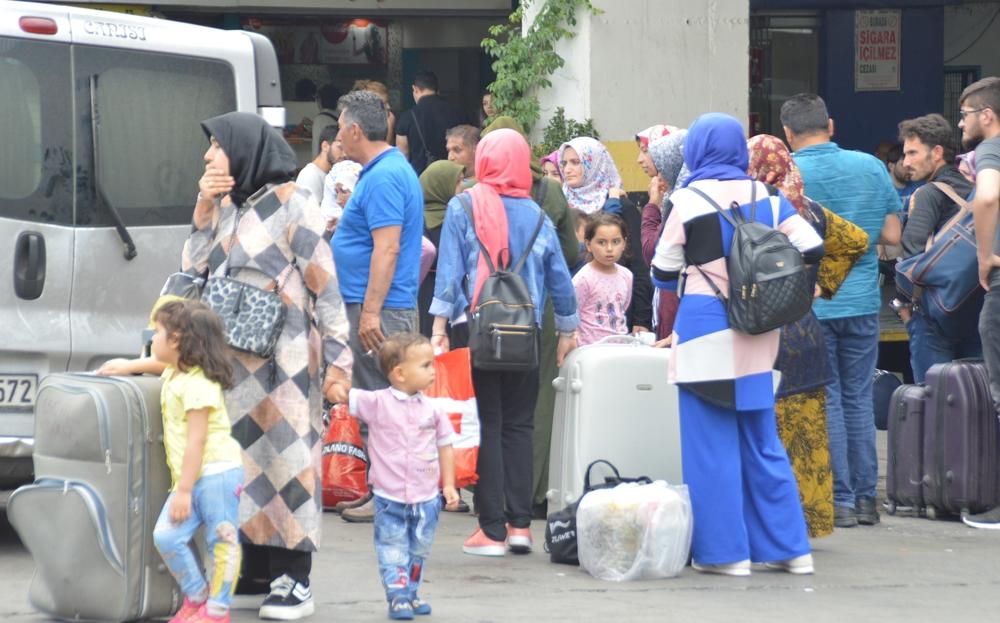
[547,337,683,513]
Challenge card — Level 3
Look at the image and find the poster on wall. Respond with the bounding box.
[242,19,388,66]
[855,9,901,91]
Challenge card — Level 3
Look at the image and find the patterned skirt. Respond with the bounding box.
[774,390,834,538]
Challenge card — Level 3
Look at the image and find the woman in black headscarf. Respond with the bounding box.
[183,112,353,619]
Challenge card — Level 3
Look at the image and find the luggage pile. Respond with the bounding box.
[885,360,1000,519]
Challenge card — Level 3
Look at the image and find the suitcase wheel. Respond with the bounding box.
[925,505,938,520]
[885,501,897,516]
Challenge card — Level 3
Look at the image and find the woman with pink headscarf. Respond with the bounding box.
[431,128,580,557]
[559,136,653,332]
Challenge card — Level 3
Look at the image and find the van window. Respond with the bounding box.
[74,47,237,227]
[0,38,74,225]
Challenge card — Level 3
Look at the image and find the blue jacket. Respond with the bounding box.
[430,194,579,331]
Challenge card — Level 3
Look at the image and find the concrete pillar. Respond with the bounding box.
[525,0,750,190]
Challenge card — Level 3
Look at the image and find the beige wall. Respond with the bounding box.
[524,0,750,189]
[944,2,1000,78]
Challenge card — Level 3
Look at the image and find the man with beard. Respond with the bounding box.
[961,76,1000,530]
[296,124,343,203]
[896,114,979,382]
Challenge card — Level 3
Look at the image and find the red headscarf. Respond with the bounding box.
[467,128,533,306]
[746,134,807,215]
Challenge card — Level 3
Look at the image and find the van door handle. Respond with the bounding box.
[14,231,46,300]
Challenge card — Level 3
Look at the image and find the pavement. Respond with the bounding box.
[2,432,1000,622]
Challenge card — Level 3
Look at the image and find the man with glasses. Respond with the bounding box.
[959,76,1000,530]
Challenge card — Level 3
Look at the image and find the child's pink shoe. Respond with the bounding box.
[168,598,205,623]
[186,605,230,623]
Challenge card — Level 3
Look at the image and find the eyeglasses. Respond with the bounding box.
[958,108,986,123]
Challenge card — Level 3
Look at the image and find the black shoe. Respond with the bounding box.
[443,492,470,513]
[259,574,315,620]
[855,497,880,525]
[834,505,858,528]
[963,506,1000,530]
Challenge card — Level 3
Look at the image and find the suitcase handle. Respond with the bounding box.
[595,335,644,346]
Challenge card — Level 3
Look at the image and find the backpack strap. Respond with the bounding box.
[512,210,547,274]
[686,181,758,228]
[457,193,497,274]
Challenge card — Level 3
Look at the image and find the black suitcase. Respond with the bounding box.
[921,360,1000,519]
[873,369,902,431]
[885,384,926,515]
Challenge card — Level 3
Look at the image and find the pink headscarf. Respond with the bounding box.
[539,150,562,179]
[468,128,533,306]
[635,124,681,150]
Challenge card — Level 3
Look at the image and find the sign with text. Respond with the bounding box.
[855,10,901,91]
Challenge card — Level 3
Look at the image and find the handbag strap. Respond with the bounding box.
[925,181,972,251]
[410,109,437,165]
[220,204,296,292]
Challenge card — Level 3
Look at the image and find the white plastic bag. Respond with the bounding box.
[576,481,692,581]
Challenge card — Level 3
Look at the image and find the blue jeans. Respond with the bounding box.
[907,310,983,383]
[153,467,243,612]
[820,314,879,508]
[373,495,441,601]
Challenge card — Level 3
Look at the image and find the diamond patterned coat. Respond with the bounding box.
[183,182,353,551]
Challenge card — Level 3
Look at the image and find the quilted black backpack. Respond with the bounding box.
[687,182,812,335]
[458,194,546,371]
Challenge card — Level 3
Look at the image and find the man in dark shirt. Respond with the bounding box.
[896,113,980,383]
[395,70,466,175]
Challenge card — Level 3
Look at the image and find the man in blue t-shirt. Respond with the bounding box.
[782,93,901,530]
[333,90,423,390]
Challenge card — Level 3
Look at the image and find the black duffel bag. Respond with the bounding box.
[544,460,652,565]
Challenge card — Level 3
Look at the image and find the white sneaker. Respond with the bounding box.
[764,553,815,575]
[691,559,752,576]
[258,574,315,620]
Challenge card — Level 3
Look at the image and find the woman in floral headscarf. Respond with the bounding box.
[747,134,869,539]
[559,137,652,332]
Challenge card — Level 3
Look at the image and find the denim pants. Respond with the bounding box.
[907,309,983,383]
[153,467,243,612]
[373,495,442,601]
[979,274,1000,410]
[820,314,879,508]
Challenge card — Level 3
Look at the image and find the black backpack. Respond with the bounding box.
[687,182,812,335]
[458,193,545,371]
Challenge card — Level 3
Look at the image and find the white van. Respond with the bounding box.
[0,1,286,489]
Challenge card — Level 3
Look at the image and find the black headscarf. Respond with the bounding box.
[200,111,298,207]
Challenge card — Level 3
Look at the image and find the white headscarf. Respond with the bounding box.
[321,160,362,221]
[559,137,622,215]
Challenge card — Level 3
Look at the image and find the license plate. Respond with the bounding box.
[0,374,37,410]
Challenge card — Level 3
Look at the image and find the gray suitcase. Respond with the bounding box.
[547,337,683,513]
[7,373,180,622]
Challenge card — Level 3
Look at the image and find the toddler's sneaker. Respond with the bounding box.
[763,553,815,575]
[410,597,432,615]
[169,597,205,623]
[461,528,506,556]
[691,559,752,577]
[506,525,533,554]
[187,606,230,623]
[388,596,414,620]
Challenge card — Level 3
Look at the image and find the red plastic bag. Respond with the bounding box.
[424,348,479,489]
[321,404,369,509]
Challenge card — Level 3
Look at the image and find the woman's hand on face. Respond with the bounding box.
[198,165,235,200]
[648,176,665,207]
[608,187,626,200]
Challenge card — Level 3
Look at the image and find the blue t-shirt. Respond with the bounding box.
[332,148,423,308]
[794,142,901,320]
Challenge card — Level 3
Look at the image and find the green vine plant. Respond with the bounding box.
[536,106,600,157]
[482,0,601,135]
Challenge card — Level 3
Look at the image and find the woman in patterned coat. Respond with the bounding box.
[184,111,352,619]
[747,134,869,539]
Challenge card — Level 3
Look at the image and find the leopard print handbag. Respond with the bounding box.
[201,275,288,359]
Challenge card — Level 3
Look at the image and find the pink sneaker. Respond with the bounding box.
[187,605,230,623]
[462,528,506,556]
[506,525,533,554]
[168,598,205,623]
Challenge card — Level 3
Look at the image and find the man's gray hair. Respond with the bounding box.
[780,93,830,136]
[339,90,388,142]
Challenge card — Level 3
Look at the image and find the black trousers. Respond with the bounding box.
[237,544,312,592]
[471,366,540,541]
